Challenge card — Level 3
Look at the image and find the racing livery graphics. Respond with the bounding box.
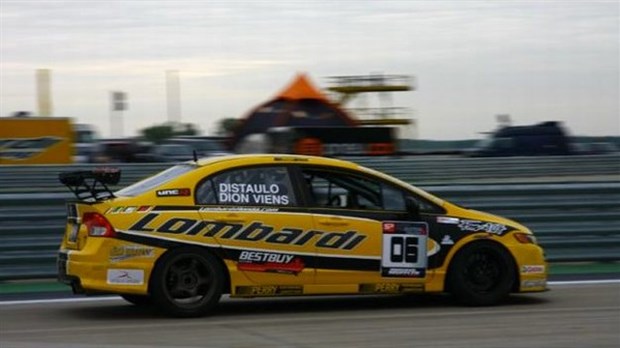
[58,154,547,317]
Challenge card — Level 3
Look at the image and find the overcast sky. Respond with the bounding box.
[1,0,618,139]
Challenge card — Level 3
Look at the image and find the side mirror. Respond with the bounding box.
[405,196,421,219]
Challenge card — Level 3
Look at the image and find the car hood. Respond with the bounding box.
[447,203,531,234]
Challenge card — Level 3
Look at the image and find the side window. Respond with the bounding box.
[406,194,444,214]
[196,166,296,206]
[302,168,384,210]
[382,184,406,211]
[300,167,442,213]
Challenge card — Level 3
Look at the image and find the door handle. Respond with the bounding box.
[213,214,246,224]
[214,219,246,224]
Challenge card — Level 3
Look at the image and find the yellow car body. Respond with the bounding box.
[58,154,547,316]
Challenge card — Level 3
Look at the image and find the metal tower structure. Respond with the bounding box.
[326,74,416,137]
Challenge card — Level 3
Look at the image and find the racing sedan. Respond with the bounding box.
[57,154,547,317]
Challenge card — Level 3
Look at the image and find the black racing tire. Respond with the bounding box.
[150,247,224,317]
[447,241,516,306]
[120,294,152,306]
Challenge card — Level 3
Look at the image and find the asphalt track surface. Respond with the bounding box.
[1,282,619,348]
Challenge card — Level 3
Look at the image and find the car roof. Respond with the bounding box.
[190,154,445,207]
[194,154,357,169]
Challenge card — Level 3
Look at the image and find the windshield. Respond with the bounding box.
[75,130,95,143]
[115,164,196,197]
[474,137,493,149]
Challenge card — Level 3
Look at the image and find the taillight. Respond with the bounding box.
[82,212,116,237]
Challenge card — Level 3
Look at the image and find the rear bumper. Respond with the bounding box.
[57,243,156,296]
[57,251,86,294]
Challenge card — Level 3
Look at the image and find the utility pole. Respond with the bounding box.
[36,69,53,116]
[110,91,127,138]
[166,70,181,125]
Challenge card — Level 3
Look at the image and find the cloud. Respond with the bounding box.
[1,1,618,138]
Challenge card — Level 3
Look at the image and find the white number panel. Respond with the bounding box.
[381,221,428,278]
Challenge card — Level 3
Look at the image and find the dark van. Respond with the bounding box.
[469,121,573,157]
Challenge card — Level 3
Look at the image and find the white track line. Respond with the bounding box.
[0,278,618,306]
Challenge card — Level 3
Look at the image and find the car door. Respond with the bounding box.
[297,166,441,288]
[196,165,315,287]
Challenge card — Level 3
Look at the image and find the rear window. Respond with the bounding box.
[115,164,196,197]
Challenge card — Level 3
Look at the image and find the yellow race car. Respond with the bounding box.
[58,155,547,317]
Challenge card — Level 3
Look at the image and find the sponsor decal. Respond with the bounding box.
[383,222,396,233]
[107,206,151,214]
[521,279,547,289]
[156,188,191,197]
[218,183,290,205]
[199,207,279,212]
[359,283,424,294]
[521,265,546,274]
[109,246,155,262]
[235,285,303,296]
[237,250,305,275]
[68,224,79,243]
[381,221,428,278]
[137,206,152,213]
[385,268,421,276]
[458,220,508,235]
[437,216,460,225]
[0,136,62,160]
[427,239,441,257]
[128,214,366,251]
[441,235,455,245]
[107,206,124,214]
[106,269,144,285]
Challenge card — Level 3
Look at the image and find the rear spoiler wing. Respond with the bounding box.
[59,168,121,201]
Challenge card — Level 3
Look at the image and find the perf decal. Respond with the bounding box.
[381,221,428,278]
[458,220,508,235]
[237,251,305,275]
[218,183,289,205]
[128,213,366,251]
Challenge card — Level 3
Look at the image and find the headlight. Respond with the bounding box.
[513,232,537,244]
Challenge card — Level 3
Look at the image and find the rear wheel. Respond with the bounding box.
[447,241,515,306]
[150,248,224,317]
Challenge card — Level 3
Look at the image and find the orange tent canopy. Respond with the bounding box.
[275,73,329,101]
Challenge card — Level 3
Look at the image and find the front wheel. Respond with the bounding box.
[447,241,516,306]
[150,248,224,317]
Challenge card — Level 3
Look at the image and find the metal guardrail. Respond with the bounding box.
[0,180,618,281]
[1,154,619,193]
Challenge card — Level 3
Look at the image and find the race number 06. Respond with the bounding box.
[390,236,418,263]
